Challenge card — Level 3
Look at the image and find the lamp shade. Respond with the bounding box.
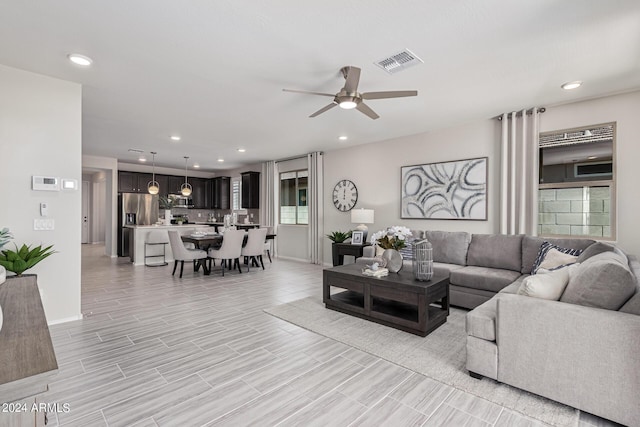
[351,208,374,224]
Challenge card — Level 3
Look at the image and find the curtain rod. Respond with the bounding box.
[274,151,324,164]
[496,107,546,120]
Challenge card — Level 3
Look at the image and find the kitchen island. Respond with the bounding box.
[125,224,211,266]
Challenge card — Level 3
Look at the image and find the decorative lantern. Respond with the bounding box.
[412,239,433,281]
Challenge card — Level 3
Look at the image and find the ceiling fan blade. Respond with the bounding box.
[356,102,380,120]
[343,66,361,93]
[309,102,338,118]
[282,88,335,97]
[361,90,418,100]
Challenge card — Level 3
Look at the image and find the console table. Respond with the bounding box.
[323,263,450,336]
[0,275,58,426]
[331,243,371,266]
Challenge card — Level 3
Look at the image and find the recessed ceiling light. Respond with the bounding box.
[217,158,224,163]
[67,54,93,66]
[561,81,582,90]
[338,136,348,141]
[237,148,246,153]
[193,163,200,168]
[170,135,181,141]
[138,156,146,162]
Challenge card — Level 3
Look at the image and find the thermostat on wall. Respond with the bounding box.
[32,176,60,191]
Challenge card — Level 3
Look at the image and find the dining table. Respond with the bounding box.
[181,232,276,274]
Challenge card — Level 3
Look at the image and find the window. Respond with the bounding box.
[280,170,308,224]
[232,177,241,211]
[538,123,615,239]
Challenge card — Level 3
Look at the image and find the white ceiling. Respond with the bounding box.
[1,1,640,171]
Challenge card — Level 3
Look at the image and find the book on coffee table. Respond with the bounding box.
[362,267,389,277]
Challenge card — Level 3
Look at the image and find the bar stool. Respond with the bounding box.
[145,230,169,267]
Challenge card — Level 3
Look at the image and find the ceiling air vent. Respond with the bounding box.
[375,49,423,74]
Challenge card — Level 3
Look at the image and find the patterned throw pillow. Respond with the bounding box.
[398,243,413,261]
[531,241,583,274]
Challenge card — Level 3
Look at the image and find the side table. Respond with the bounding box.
[332,242,371,266]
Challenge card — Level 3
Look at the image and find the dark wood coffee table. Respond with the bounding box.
[323,263,449,336]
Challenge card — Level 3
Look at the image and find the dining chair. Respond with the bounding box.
[263,226,274,263]
[167,230,209,278]
[241,228,268,271]
[208,229,245,276]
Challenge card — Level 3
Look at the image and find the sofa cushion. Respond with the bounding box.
[425,230,471,265]
[561,251,636,310]
[521,236,594,274]
[517,264,579,300]
[531,242,583,273]
[467,234,523,271]
[450,266,522,293]
[576,242,615,263]
[433,261,465,277]
[500,275,527,294]
[466,298,497,341]
[619,255,640,315]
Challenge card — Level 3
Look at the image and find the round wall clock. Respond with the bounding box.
[332,179,358,212]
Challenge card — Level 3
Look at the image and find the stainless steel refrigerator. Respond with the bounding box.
[117,193,159,257]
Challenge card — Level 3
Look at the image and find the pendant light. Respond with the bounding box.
[180,156,192,196]
[147,151,159,195]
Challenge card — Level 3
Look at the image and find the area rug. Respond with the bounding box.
[264,296,579,427]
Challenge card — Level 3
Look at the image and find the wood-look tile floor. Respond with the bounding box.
[41,245,620,426]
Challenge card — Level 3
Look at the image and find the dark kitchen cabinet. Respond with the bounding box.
[241,171,260,209]
[168,175,185,194]
[155,174,169,197]
[118,171,153,193]
[190,178,207,208]
[212,176,231,209]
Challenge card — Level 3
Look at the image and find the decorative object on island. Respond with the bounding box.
[326,230,352,244]
[332,179,358,212]
[147,151,160,194]
[0,227,12,284]
[370,226,413,273]
[180,156,192,197]
[351,208,374,241]
[351,231,364,245]
[412,238,434,281]
[0,241,56,276]
[401,157,488,220]
[159,196,175,225]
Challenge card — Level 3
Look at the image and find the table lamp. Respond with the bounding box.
[351,208,374,241]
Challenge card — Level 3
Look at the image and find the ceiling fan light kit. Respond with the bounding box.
[283,65,417,120]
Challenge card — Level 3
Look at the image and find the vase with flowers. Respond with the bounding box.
[369,226,412,273]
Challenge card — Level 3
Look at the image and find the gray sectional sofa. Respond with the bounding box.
[357,230,640,426]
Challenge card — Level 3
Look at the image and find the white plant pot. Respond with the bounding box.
[0,265,5,285]
[164,209,172,225]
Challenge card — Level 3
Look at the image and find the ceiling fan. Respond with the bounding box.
[283,66,417,120]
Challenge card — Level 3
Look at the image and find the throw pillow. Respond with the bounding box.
[576,242,615,263]
[517,264,579,300]
[531,242,583,274]
[398,243,413,261]
[560,251,636,310]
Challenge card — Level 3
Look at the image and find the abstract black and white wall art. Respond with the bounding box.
[401,157,488,220]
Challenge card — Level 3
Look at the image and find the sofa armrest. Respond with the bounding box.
[496,293,640,426]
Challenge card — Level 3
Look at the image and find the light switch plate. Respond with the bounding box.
[34,219,55,230]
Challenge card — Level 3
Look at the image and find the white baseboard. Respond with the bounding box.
[48,313,83,326]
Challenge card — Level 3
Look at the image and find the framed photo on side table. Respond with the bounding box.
[351,231,364,245]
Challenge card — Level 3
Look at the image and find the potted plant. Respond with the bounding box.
[159,196,174,225]
[326,230,352,244]
[0,240,56,277]
[0,228,12,284]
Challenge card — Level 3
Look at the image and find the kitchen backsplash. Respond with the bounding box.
[164,207,260,224]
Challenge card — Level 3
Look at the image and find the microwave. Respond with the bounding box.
[169,194,194,208]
